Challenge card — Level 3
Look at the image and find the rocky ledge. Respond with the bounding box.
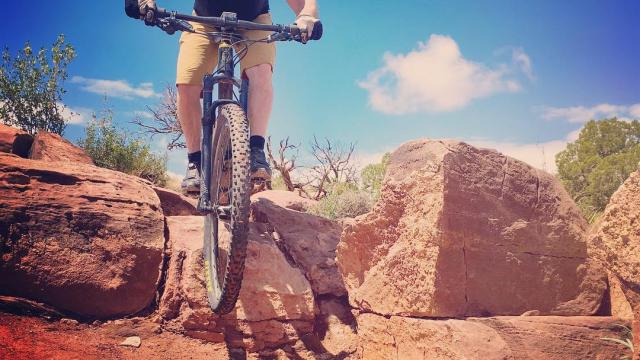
[0,125,637,359]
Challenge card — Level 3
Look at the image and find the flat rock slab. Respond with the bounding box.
[0,153,164,318]
[356,313,630,360]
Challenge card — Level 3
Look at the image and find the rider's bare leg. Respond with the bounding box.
[176,63,273,152]
[177,84,203,153]
[244,63,273,137]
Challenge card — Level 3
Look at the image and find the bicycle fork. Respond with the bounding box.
[197,42,249,215]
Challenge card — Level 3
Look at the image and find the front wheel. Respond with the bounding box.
[203,103,252,315]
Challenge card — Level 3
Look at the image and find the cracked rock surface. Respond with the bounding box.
[337,139,606,317]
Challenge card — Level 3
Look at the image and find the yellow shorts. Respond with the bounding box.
[176,12,276,86]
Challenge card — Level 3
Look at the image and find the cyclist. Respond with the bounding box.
[124,0,319,193]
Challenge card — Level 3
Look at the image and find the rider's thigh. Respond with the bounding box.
[237,13,276,75]
[176,20,219,86]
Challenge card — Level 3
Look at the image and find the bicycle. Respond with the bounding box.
[146,7,322,314]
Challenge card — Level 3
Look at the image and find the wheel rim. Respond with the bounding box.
[210,121,232,297]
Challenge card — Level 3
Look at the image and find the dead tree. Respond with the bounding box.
[307,136,357,200]
[131,84,184,150]
[266,136,301,191]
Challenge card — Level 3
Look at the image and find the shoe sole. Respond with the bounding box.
[250,168,271,181]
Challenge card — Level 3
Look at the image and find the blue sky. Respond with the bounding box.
[2,1,639,175]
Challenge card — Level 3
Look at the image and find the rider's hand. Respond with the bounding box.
[124,0,157,25]
[294,14,319,43]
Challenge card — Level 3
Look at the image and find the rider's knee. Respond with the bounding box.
[176,83,202,101]
[244,63,273,83]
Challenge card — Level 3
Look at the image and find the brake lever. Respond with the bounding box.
[156,17,194,35]
[267,32,293,43]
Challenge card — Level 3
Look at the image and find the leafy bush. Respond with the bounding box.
[309,182,373,220]
[79,109,168,186]
[270,174,289,191]
[361,152,390,200]
[0,35,76,135]
[556,118,640,221]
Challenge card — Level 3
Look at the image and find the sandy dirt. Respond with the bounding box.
[0,312,234,360]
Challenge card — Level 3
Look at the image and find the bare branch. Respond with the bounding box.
[266,136,302,192]
[131,84,185,150]
[307,135,357,199]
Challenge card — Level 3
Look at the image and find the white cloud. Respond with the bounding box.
[512,47,534,80]
[71,76,161,100]
[467,137,566,173]
[129,110,154,119]
[359,35,532,114]
[542,103,640,123]
[352,150,390,170]
[57,102,93,125]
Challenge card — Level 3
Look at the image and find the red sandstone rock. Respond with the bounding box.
[152,186,198,216]
[338,140,605,317]
[316,298,357,356]
[252,190,317,212]
[608,273,634,320]
[633,319,640,360]
[28,131,93,164]
[356,313,628,360]
[0,124,33,157]
[159,216,317,352]
[590,170,640,359]
[252,192,346,296]
[0,153,164,318]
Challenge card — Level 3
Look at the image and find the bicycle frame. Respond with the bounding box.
[155,9,321,214]
[198,39,248,215]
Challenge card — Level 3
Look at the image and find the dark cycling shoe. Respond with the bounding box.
[181,162,201,194]
[250,148,271,181]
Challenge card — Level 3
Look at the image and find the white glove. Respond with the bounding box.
[295,14,319,43]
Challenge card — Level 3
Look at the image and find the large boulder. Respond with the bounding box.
[28,131,93,164]
[338,140,605,317]
[159,216,317,352]
[589,169,640,359]
[356,313,629,360]
[0,153,165,318]
[0,124,33,157]
[252,191,345,296]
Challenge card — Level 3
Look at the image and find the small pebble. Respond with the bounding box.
[60,318,79,326]
[120,336,141,348]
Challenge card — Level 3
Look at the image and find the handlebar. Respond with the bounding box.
[152,8,323,42]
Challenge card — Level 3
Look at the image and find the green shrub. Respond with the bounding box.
[556,118,640,221]
[79,109,168,186]
[309,182,373,220]
[270,174,289,191]
[361,152,390,200]
[0,35,76,135]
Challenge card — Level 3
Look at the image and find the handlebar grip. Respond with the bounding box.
[310,21,323,41]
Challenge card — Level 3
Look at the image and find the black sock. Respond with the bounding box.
[188,151,202,172]
[250,135,265,150]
